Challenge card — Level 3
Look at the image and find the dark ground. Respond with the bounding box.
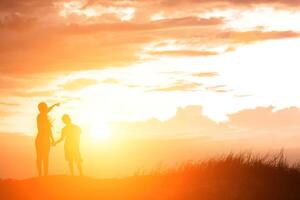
[1,153,300,200]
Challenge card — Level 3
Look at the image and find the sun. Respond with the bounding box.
[90,119,110,141]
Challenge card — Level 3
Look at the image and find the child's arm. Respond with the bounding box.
[50,132,55,145]
[47,103,60,113]
[54,132,65,145]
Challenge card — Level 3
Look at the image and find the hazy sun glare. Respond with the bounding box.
[90,118,110,141]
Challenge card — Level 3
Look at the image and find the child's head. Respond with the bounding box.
[62,114,71,125]
[38,102,48,113]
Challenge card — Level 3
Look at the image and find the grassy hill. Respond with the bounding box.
[0,153,300,200]
[1,152,300,200]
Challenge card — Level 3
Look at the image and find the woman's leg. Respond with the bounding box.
[44,154,49,176]
[36,157,42,177]
[36,141,42,177]
[41,143,50,176]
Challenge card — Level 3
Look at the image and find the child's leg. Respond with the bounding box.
[68,160,74,176]
[76,160,83,176]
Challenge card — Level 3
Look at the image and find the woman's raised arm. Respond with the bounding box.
[47,103,60,113]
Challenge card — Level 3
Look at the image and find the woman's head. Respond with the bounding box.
[62,114,71,125]
[38,102,48,113]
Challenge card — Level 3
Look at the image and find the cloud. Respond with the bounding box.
[63,17,223,33]
[0,111,12,117]
[112,105,228,137]
[206,85,231,93]
[0,14,36,30]
[221,30,300,44]
[0,76,24,91]
[213,89,230,93]
[112,105,300,139]
[227,106,300,131]
[0,0,299,76]
[82,0,300,17]
[220,0,300,6]
[148,81,202,92]
[0,74,63,99]
[101,78,120,84]
[193,72,219,77]
[135,0,300,7]
[0,0,58,12]
[61,78,99,90]
[163,30,300,51]
[234,94,252,98]
[0,102,19,106]
[12,90,55,98]
[149,50,218,57]
[0,22,155,74]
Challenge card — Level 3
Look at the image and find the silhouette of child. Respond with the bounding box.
[54,114,83,176]
[36,102,59,176]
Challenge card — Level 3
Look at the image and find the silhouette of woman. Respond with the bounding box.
[36,102,59,176]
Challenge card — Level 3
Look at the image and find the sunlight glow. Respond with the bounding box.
[91,119,110,141]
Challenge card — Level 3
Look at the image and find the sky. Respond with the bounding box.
[1,0,300,143]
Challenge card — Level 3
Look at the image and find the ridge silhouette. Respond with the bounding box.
[2,153,300,200]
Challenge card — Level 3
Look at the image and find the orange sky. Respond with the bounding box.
[1,0,300,143]
[3,0,300,179]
